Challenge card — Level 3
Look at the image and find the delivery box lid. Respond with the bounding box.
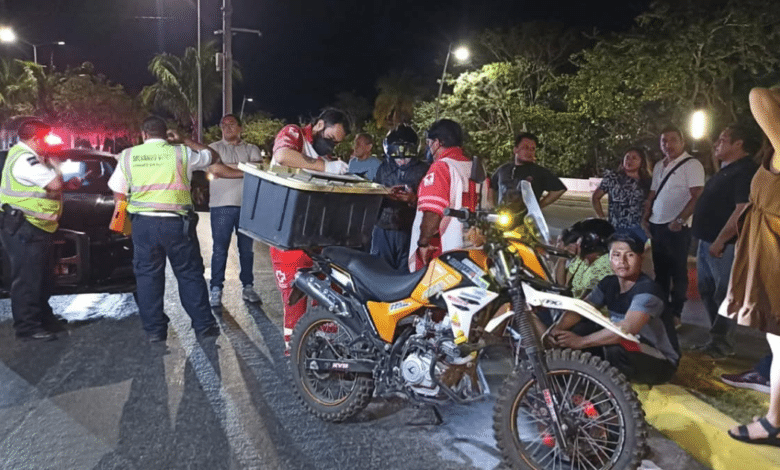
[238,162,390,195]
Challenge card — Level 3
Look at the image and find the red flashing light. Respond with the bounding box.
[44,133,64,147]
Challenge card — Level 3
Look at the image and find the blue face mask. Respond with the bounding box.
[424,147,434,164]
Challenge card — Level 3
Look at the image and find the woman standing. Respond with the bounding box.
[723,87,780,447]
[592,148,652,242]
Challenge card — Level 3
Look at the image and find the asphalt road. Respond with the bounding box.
[0,203,707,470]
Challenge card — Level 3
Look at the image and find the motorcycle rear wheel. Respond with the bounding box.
[493,349,647,470]
[290,306,374,422]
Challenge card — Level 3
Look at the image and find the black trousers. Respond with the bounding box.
[649,222,691,318]
[0,218,56,337]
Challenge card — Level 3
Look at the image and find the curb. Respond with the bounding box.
[634,384,780,470]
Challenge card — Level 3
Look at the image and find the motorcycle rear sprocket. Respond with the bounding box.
[493,348,647,470]
[290,305,375,423]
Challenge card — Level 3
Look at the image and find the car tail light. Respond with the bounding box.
[44,133,64,147]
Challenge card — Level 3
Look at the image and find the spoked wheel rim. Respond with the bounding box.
[510,369,626,470]
[297,318,359,407]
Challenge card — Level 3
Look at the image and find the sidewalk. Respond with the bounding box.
[638,280,779,469]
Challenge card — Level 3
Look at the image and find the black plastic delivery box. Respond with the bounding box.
[238,163,388,250]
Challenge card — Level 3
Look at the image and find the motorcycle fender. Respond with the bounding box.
[521,284,639,343]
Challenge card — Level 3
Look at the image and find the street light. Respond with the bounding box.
[0,27,65,64]
[240,96,253,120]
[435,44,470,120]
[689,109,709,155]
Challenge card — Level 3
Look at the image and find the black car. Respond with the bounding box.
[0,148,136,297]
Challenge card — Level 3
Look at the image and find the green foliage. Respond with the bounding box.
[141,42,239,133]
[565,0,780,170]
[373,70,427,130]
[414,61,597,177]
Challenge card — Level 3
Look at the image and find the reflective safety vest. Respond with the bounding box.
[120,141,193,215]
[0,144,62,233]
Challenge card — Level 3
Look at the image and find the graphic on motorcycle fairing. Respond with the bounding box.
[410,259,462,302]
[367,298,424,342]
[443,287,498,343]
[505,238,549,280]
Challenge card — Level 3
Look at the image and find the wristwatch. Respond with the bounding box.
[675,217,685,225]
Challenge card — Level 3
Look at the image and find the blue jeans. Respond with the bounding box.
[370,226,411,273]
[757,354,773,380]
[696,240,736,337]
[209,206,254,289]
[130,214,216,336]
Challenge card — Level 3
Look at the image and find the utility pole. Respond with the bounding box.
[197,0,203,141]
[221,0,233,115]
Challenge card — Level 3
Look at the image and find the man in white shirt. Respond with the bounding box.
[207,114,263,307]
[642,125,704,325]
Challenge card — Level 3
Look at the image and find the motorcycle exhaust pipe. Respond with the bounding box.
[293,272,350,316]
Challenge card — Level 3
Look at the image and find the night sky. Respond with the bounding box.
[0,0,650,123]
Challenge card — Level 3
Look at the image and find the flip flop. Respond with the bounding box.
[728,417,780,447]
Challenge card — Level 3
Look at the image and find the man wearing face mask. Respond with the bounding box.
[269,108,350,352]
[409,119,487,271]
[371,125,429,272]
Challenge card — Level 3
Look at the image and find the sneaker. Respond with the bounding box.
[242,285,262,304]
[19,331,57,342]
[196,324,220,340]
[721,370,770,394]
[209,286,222,308]
[694,338,735,359]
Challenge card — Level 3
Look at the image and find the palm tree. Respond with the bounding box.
[141,42,240,132]
[0,57,39,119]
[373,70,426,130]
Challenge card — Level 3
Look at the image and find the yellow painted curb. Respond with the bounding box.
[634,384,780,469]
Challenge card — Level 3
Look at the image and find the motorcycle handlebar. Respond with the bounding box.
[443,208,469,220]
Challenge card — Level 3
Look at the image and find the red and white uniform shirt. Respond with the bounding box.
[270,124,321,348]
[409,147,486,271]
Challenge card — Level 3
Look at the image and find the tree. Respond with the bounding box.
[141,42,239,133]
[565,0,780,170]
[332,91,372,131]
[415,61,597,177]
[373,70,427,130]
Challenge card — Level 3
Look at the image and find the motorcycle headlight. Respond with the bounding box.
[496,211,513,229]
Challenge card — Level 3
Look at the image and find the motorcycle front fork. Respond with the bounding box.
[509,286,570,455]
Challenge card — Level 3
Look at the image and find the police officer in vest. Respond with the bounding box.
[108,116,242,343]
[0,119,70,341]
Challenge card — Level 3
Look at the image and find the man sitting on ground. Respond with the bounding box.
[549,232,680,384]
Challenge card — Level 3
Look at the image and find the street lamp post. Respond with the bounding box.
[435,44,469,120]
[0,28,64,65]
[240,96,253,120]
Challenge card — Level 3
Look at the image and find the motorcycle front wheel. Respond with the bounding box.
[493,349,647,470]
[290,306,374,423]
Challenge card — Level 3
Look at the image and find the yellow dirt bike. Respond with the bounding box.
[288,181,647,470]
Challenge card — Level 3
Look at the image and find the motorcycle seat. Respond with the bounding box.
[322,246,426,302]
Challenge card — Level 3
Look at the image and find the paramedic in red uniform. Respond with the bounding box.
[410,119,486,271]
[270,109,350,351]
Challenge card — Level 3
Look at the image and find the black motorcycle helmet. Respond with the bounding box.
[383,124,419,158]
[561,218,615,257]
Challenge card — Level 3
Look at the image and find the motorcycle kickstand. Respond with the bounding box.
[406,403,444,426]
